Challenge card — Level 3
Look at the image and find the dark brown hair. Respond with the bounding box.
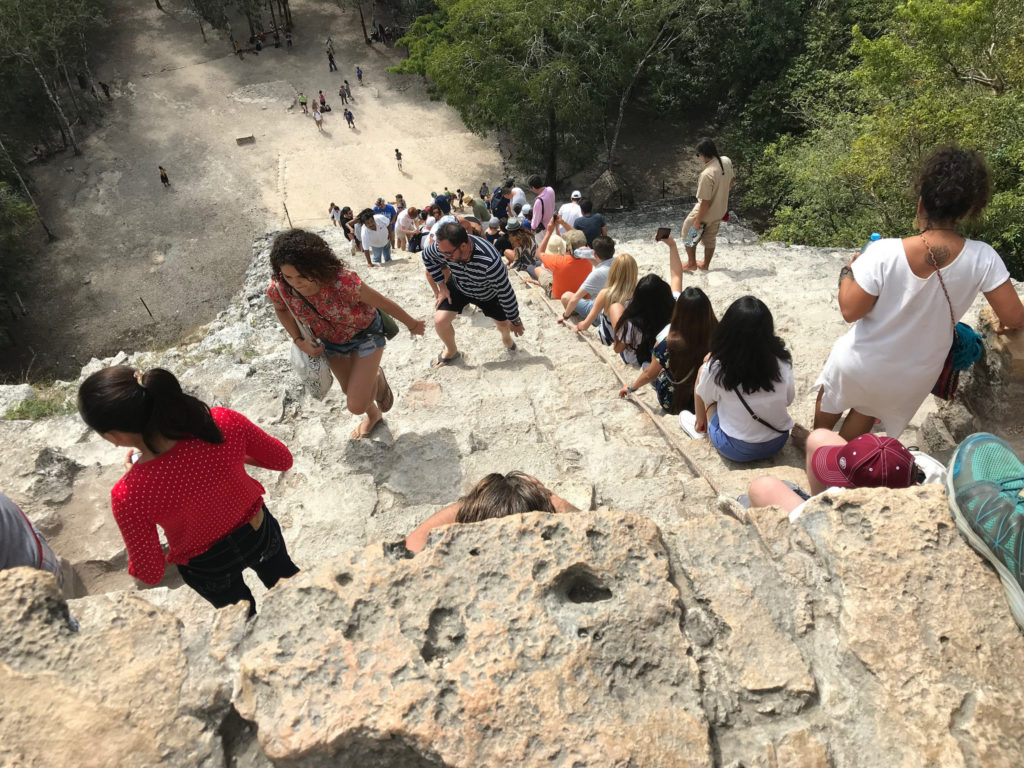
[78,367,223,454]
[455,471,556,524]
[665,288,718,414]
[916,146,991,224]
[269,229,344,287]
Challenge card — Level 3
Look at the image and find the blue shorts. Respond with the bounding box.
[370,243,392,264]
[321,311,386,358]
[708,411,789,463]
[574,298,594,318]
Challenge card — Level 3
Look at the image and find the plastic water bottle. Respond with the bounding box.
[863,232,881,254]
[684,223,706,248]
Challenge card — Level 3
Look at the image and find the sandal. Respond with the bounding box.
[430,351,461,369]
[376,368,394,413]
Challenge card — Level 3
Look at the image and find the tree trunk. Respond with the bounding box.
[357,3,370,44]
[281,0,292,28]
[267,0,278,33]
[32,62,80,155]
[545,106,557,185]
[57,52,83,124]
[246,11,256,38]
[0,135,57,241]
[78,31,98,103]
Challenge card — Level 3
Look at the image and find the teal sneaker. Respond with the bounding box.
[947,433,1024,630]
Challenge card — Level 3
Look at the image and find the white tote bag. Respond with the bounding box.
[276,284,334,400]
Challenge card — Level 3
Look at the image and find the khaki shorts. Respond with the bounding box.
[682,207,722,249]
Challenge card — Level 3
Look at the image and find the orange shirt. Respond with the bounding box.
[540,252,592,298]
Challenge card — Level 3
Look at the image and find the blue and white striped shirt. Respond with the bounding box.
[422,235,521,324]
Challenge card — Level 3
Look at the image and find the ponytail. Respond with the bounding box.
[77,366,223,454]
[696,137,724,173]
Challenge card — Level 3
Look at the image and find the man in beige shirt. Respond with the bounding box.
[681,137,735,271]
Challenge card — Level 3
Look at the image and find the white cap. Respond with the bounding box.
[522,203,532,214]
[571,190,582,199]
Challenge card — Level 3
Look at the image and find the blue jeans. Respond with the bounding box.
[708,411,789,462]
[371,243,392,264]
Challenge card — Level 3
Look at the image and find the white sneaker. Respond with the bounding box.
[678,410,705,439]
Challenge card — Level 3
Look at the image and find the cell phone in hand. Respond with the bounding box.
[655,227,671,241]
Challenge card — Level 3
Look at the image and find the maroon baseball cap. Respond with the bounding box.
[811,434,914,489]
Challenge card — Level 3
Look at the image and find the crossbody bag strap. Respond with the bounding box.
[275,283,314,342]
[734,388,788,434]
[922,234,957,334]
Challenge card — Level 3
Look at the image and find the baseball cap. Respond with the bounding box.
[505,218,522,232]
[571,190,582,199]
[811,434,915,489]
[376,197,386,205]
[522,203,532,215]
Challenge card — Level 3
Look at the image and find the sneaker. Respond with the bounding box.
[947,432,1024,629]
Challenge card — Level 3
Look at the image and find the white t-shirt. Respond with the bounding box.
[580,258,613,298]
[429,215,458,244]
[396,209,415,233]
[558,202,582,229]
[360,214,391,249]
[816,238,1010,436]
[331,208,342,224]
[511,187,527,208]
[696,359,795,443]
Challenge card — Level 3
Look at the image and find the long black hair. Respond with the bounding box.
[666,288,718,413]
[696,137,724,173]
[78,366,223,454]
[709,296,791,394]
[615,274,675,363]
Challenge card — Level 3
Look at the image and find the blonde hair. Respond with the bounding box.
[604,253,638,307]
[547,235,566,254]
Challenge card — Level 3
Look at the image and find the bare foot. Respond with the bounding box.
[681,263,698,272]
[790,423,810,453]
[696,261,710,270]
[350,413,382,439]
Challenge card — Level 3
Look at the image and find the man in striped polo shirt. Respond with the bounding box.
[422,221,525,367]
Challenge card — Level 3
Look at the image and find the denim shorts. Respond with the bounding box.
[321,311,386,358]
[574,298,594,318]
[708,411,789,462]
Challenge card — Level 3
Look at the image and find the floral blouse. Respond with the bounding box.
[267,267,376,343]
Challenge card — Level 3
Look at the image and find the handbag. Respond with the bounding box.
[275,284,334,400]
[923,237,984,401]
[379,311,400,340]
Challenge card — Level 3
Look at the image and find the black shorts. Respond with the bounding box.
[438,281,508,322]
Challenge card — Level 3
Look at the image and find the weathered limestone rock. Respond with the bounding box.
[235,511,711,768]
[589,169,635,211]
[0,568,249,768]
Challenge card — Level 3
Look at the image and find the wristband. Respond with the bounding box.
[627,385,635,393]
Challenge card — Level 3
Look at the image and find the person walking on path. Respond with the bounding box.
[313,106,324,132]
[318,90,326,110]
[158,166,170,187]
[356,66,364,85]
[395,148,403,171]
[338,83,348,105]
[325,36,335,55]
[344,108,355,129]
[267,230,425,438]
[298,92,308,114]
[344,80,353,99]
[328,51,337,72]
[681,137,735,271]
[77,366,300,616]
[421,221,525,367]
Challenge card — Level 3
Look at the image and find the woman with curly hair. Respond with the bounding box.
[268,229,426,438]
[77,366,298,615]
[814,146,1024,439]
[694,296,794,462]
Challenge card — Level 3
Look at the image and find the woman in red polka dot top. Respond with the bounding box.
[78,366,298,615]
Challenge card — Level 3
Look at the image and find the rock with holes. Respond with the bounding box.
[234,510,710,767]
[0,567,249,768]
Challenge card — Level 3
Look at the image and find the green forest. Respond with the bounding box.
[1,0,1022,275]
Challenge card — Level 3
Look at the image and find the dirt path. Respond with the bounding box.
[4,0,503,381]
